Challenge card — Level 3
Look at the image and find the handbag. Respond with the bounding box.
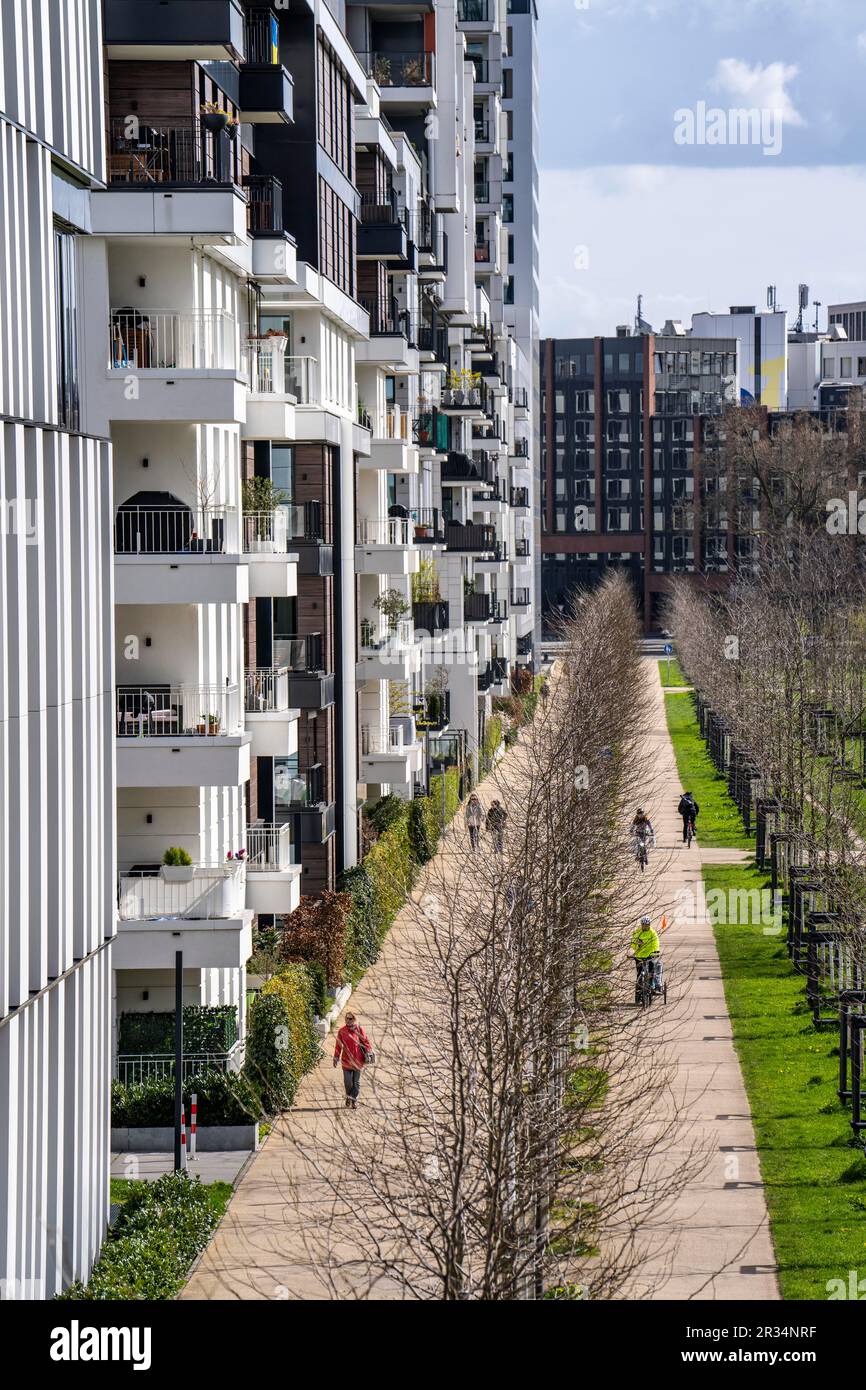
[360,1037,376,1065]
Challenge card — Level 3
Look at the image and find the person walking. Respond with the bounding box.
[333,1012,372,1109]
[487,799,508,854]
[465,791,484,851]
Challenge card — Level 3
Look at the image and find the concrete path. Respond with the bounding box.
[620,661,779,1300]
[111,1151,248,1185]
[182,658,779,1302]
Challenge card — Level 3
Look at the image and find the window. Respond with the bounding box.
[618,353,630,372]
[502,194,513,224]
[841,356,853,379]
[607,389,629,413]
[858,358,866,378]
[503,68,513,99]
[575,390,594,412]
[54,226,79,430]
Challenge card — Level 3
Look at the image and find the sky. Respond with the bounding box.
[537,0,866,337]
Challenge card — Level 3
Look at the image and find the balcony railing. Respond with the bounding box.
[274,633,324,673]
[413,409,450,452]
[359,190,405,226]
[244,666,290,712]
[514,537,531,558]
[442,451,491,483]
[474,120,490,143]
[511,437,530,458]
[511,486,530,508]
[285,499,323,541]
[412,600,449,633]
[413,691,451,731]
[110,308,237,371]
[465,591,494,621]
[410,507,444,541]
[511,588,531,609]
[360,293,406,337]
[116,684,241,737]
[247,334,287,393]
[492,655,509,683]
[477,663,494,692]
[361,51,435,88]
[118,863,246,920]
[107,118,242,187]
[470,56,489,83]
[243,510,288,552]
[459,0,490,18]
[245,6,279,64]
[356,516,414,546]
[360,724,418,756]
[244,173,283,233]
[441,385,484,408]
[114,505,237,555]
[378,406,411,441]
[474,182,490,204]
[359,618,413,651]
[472,422,501,443]
[286,355,316,403]
[278,763,325,808]
[474,241,491,264]
[410,204,447,267]
[512,387,529,409]
[445,522,496,552]
[416,322,448,362]
[247,822,293,872]
[116,1041,244,1085]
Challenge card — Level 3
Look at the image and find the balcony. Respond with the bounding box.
[244,668,298,759]
[511,486,530,510]
[477,663,494,693]
[364,405,418,473]
[511,588,531,610]
[239,29,294,124]
[416,322,449,364]
[491,656,509,692]
[409,507,445,544]
[104,0,246,61]
[114,501,247,605]
[244,334,295,438]
[108,307,245,423]
[355,516,419,576]
[514,537,531,559]
[474,119,490,144]
[472,422,502,450]
[411,204,447,272]
[107,119,243,190]
[360,721,423,785]
[361,51,436,103]
[413,691,451,732]
[285,499,333,577]
[413,409,449,453]
[274,635,335,710]
[115,682,249,786]
[245,823,302,916]
[513,386,529,413]
[115,862,250,969]
[444,521,496,554]
[458,0,491,20]
[441,451,492,485]
[439,384,488,418]
[464,591,494,623]
[116,683,241,739]
[511,437,531,459]
[356,294,416,370]
[242,509,298,598]
[357,193,411,265]
[277,765,336,845]
[357,618,420,682]
[412,600,450,635]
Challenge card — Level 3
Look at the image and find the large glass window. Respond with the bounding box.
[54,225,79,430]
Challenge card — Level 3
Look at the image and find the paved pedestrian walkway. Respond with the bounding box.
[619,659,778,1300]
[182,658,779,1302]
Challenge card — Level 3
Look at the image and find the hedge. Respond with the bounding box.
[60,1172,229,1300]
[364,808,416,944]
[260,964,320,1081]
[111,1069,259,1129]
[117,1005,238,1056]
[244,992,297,1111]
[278,891,349,988]
[339,862,381,980]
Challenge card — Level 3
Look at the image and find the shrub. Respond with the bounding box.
[366,792,406,837]
[61,1172,229,1301]
[278,890,349,987]
[339,863,380,978]
[260,964,320,1082]
[429,767,461,825]
[117,1005,238,1056]
[407,796,436,865]
[111,1069,259,1129]
[243,992,298,1112]
[365,810,416,943]
[304,960,329,1018]
[162,846,193,866]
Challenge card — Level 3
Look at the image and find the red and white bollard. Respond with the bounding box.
[180,1106,188,1170]
[189,1093,197,1161]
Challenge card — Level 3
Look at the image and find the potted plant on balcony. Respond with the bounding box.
[204,711,222,736]
[242,476,288,553]
[402,55,425,85]
[374,587,410,634]
[360,616,375,649]
[200,102,230,135]
[162,847,194,882]
[225,115,240,142]
[372,55,392,87]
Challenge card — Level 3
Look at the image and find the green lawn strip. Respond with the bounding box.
[662,691,752,848]
[705,862,866,1300]
[658,657,688,688]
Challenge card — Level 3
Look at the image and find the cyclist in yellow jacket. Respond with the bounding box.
[630,915,662,996]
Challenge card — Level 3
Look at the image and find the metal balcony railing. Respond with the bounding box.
[412,600,449,633]
[474,181,490,204]
[244,173,283,233]
[511,436,530,458]
[245,7,280,64]
[492,655,508,683]
[445,522,496,552]
[246,822,293,872]
[474,240,491,264]
[416,322,448,361]
[464,591,494,621]
[359,618,412,650]
[377,406,411,441]
[413,691,451,730]
[413,409,450,451]
[361,51,435,88]
[459,0,490,19]
[511,588,531,608]
[279,763,325,806]
[356,516,414,546]
[118,863,246,921]
[359,190,405,225]
[511,486,530,508]
[477,663,494,692]
[474,119,490,143]
[284,499,323,541]
[274,633,324,673]
[512,387,529,409]
[360,293,405,337]
[441,451,490,483]
[110,308,237,371]
[116,684,241,737]
[410,204,447,266]
[441,385,484,408]
[470,56,489,83]
[247,334,287,393]
[514,537,531,558]
[284,355,316,403]
[244,667,290,712]
[360,724,417,756]
[107,118,243,187]
[114,505,237,555]
[410,507,444,541]
[243,510,288,552]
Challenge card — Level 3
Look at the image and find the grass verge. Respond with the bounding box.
[658,657,688,688]
[706,862,866,1300]
[662,691,752,848]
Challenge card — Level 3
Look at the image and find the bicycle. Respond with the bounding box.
[635,833,650,873]
[634,954,666,1008]
[685,816,695,848]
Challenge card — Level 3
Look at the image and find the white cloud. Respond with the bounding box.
[857,31,866,55]
[711,58,805,126]
[540,164,866,337]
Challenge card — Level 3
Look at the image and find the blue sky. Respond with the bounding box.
[538,0,866,335]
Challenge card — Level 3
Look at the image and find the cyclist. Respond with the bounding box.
[630,808,656,865]
[630,915,662,997]
[678,791,699,844]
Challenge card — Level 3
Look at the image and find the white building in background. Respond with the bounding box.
[0,0,115,1299]
[692,305,788,411]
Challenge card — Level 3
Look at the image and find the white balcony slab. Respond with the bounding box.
[114,553,249,605]
[356,645,421,682]
[244,553,298,598]
[361,438,419,473]
[354,543,420,577]
[91,188,248,244]
[354,335,419,371]
[116,735,251,788]
[245,865,303,916]
[102,371,247,424]
[245,708,300,758]
[113,917,252,971]
[251,235,298,284]
[360,742,423,785]
[242,397,296,439]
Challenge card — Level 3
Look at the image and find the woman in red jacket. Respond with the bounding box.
[333,1012,372,1109]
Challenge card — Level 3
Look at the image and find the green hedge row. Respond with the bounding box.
[117,1005,238,1056]
[60,1172,230,1301]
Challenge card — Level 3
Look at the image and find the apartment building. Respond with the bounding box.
[82,2,535,1088]
[541,327,738,631]
[0,1,115,1298]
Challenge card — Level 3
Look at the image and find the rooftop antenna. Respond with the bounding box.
[635,293,643,333]
[813,300,822,334]
[795,283,809,334]
[767,284,778,312]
